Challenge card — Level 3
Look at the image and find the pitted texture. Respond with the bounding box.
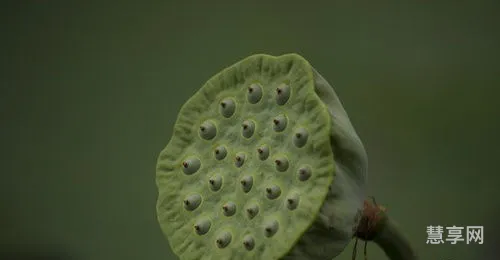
[156,54,337,260]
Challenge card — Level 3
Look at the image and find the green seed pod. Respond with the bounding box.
[156,54,367,260]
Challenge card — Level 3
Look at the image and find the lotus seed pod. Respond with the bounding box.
[156,54,368,260]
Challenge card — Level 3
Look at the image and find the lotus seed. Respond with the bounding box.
[219,98,236,118]
[256,146,269,161]
[274,155,289,172]
[208,175,222,191]
[240,175,253,193]
[241,120,256,138]
[247,83,263,104]
[183,194,202,211]
[272,114,287,132]
[214,145,227,160]
[265,185,282,200]
[194,218,211,235]
[276,83,291,105]
[235,152,246,168]
[264,220,279,237]
[286,192,300,210]
[199,120,217,140]
[245,203,259,219]
[181,157,201,175]
[242,235,255,251]
[292,127,309,148]
[297,165,312,181]
[216,231,232,248]
[222,202,236,216]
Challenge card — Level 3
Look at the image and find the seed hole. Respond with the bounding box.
[219,98,236,118]
[181,158,201,175]
[199,120,217,140]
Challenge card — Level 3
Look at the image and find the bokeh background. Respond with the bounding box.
[2,1,499,260]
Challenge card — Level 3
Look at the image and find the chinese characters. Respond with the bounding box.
[426,225,483,245]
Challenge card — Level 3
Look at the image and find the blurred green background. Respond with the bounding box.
[1,1,499,260]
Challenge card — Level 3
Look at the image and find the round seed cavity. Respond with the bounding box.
[235,152,246,168]
[286,192,300,210]
[241,120,255,138]
[219,98,236,118]
[247,83,263,104]
[272,114,287,132]
[265,185,282,200]
[276,83,291,105]
[245,203,259,219]
[216,231,232,249]
[199,120,217,140]
[214,145,227,160]
[181,157,201,175]
[264,220,279,237]
[273,155,289,172]
[292,127,309,148]
[183,194,202,211]
[222,202,236,217]
[256,145,270,161]
[242,235,255,251]
[240,175,253,193]
[208,175,222,191]
[194,218,211,235]
[297,165,312,181]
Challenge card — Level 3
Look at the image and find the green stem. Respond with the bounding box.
[354,199,417,260]
[372,212,417,260]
